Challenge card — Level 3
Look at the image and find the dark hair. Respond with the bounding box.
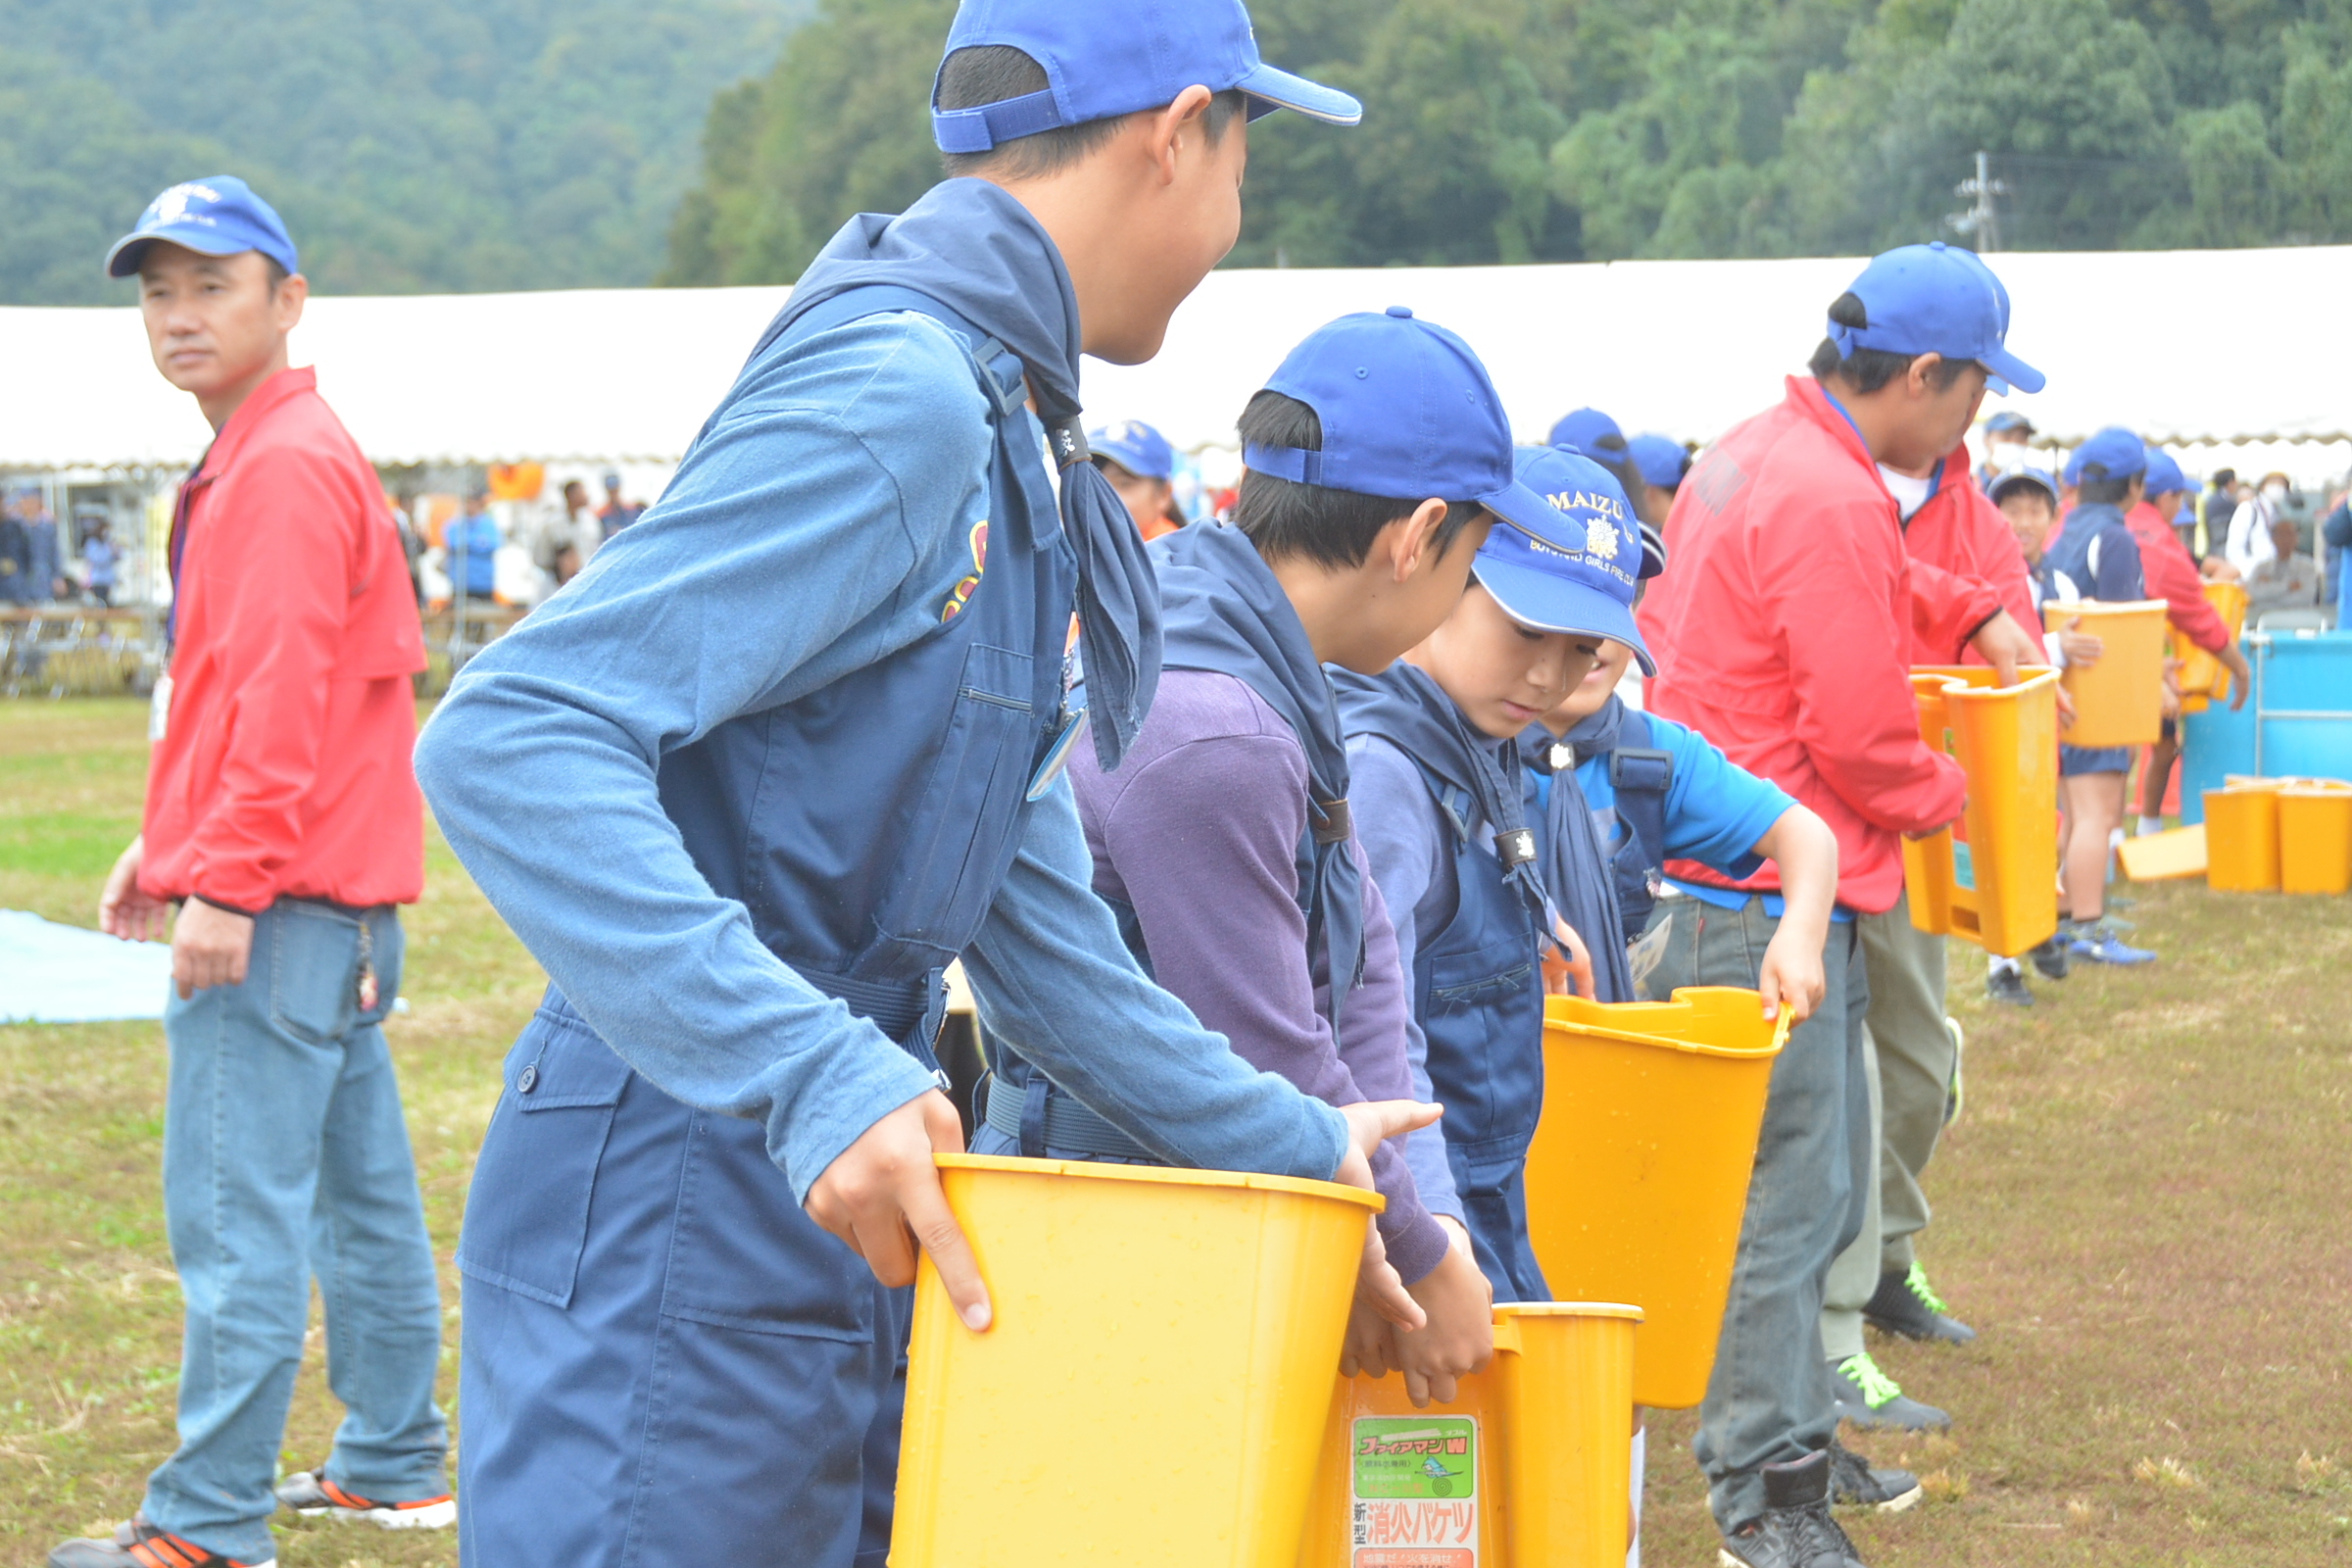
[938,46,1247,180]
[2211,467,2236,488]
[2077,475,2135,505]
[1807,293,1981,394]
[1233,390,1481,569]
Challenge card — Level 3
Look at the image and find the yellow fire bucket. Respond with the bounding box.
[894,1154,1382,1568]
[2203,782,2282,892]
[1295,1303,1642,1568]
[1523,990,1786,1410]
[2278,785,2352,895]
[2044,600,2169,747]
[1900,667,2061,956]
[2173,579,2249,712]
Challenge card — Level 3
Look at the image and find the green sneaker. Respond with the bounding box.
[1865,1262,1977,1344]
[1829,1349,1950,1431]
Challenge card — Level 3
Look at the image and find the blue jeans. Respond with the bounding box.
[1639,895,1870,1537]
[145,902,449,1562]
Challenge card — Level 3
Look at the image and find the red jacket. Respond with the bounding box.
[1639,377,1967,914]
[1904,456,2038,664]
[141,368,427,912]
[2126,500,2230,652]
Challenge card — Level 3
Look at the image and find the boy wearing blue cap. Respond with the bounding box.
[1087,417,1186,538]
[1014,307,1552,1403]
[1625,433,1692,525]
[2048,428,2156,966]
[407,6,1432,1566]
[1638,242,2048,1566]
[1340,447,1648,1304]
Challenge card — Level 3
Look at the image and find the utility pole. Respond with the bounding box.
[1949,150,2007,251]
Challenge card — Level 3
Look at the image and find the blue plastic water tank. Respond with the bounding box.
[2180,633,2352,822]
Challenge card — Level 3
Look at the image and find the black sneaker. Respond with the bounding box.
[2029,931,2071,980]
[274,1466,455,1529]
[1985,965,2034,1007]
[1864,1263,1977,1344]
[1828,1439,1922,1512]
[1717,1449,1867,1568]
[49,1515,275,1568]
[1830,1351,1951,1431]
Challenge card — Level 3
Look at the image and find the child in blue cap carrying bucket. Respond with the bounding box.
[406,3,1438,1564]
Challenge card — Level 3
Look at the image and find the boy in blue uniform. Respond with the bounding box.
[1013,309,1569,1403]
[2047,427,2156,966]
[409,6,1433,1565]
[1342,449,1644,1303]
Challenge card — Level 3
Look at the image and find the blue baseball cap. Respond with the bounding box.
[932,0,1359,153]
[1831,242,2043,395]
[2141,447,2189,497]
[1983,410,2034,437]
[1987,467,2059,509]
[1088,419,1175,481]
[2061,426,2147,486]
[1244,306,1556,539]
[107,176,298,279]
[1478,447,1655,673]
[1627,433,1690,491]
[1546,407,1626,457]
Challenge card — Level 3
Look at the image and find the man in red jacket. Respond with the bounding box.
[58,178,448,1568]
[2132,448,2251,833]
[1638,243,2044,1568]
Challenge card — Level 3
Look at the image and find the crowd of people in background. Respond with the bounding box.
[0,490,126,608]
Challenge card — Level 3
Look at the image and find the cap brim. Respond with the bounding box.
[1234,62,1361,125]
[1474,556,1658,676]
[106,223,250,278]
[1981,344,2044,396]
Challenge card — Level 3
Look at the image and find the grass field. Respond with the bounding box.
[2,698,2347,1566]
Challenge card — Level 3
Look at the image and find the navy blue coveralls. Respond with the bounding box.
[452,289,1076,1568]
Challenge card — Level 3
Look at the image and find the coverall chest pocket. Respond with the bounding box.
[874,641,1037,957]
[1423,934,1544,1159]
[455,1008,633,1309]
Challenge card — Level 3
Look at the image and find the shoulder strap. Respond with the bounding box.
[1606,710,1674,868]
[753,284,1029,423]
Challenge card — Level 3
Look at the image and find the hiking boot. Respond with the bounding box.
[1865,1263,1976,1344]
[1831,1350,1951,1431]
[1717,1449,1867,1568]
[1828,1439,1923,1512]
[2028,931,2071,980]
[2070,923,2156,965]
[1985,964,2034,1007]
[275,1466,455,1529]
[49,1516,274,1568]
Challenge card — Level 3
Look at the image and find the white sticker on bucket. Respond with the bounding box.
[1348,1414,1478,1567]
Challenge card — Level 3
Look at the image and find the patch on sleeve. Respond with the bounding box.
[942,518,988,621]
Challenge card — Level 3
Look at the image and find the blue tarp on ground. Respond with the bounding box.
[0,909,171,1023]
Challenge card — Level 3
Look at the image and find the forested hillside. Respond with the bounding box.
[663,0,2352,284]
[0,0,802,304]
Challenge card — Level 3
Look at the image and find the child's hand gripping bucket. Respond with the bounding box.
[1901,666,2061,956]
[1522,990,1787,1410]
[893,1153,1382,1567]
[1295,1302,1642,1568]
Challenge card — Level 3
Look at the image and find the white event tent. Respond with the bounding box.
[3,245,2346,478]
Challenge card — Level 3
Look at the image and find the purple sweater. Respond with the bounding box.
[1069,668,1451,1285]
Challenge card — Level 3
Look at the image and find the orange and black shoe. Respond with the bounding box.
[48,1514,274,1568]
[273,1466,455,1530]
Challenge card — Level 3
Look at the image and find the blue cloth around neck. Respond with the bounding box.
[1153,521,1364,1016]
[762,178,1162,769]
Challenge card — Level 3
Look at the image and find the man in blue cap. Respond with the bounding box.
[410,4,1430,1565]
[1087,416,1185,539]
[2048,427,2156,966]
[1638,242,2045,1568]
[54,177,446,1568]
[1626,432,1691,524]
[1976,408,2035,486]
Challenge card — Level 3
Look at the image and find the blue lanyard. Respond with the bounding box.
[165,451,211,650]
